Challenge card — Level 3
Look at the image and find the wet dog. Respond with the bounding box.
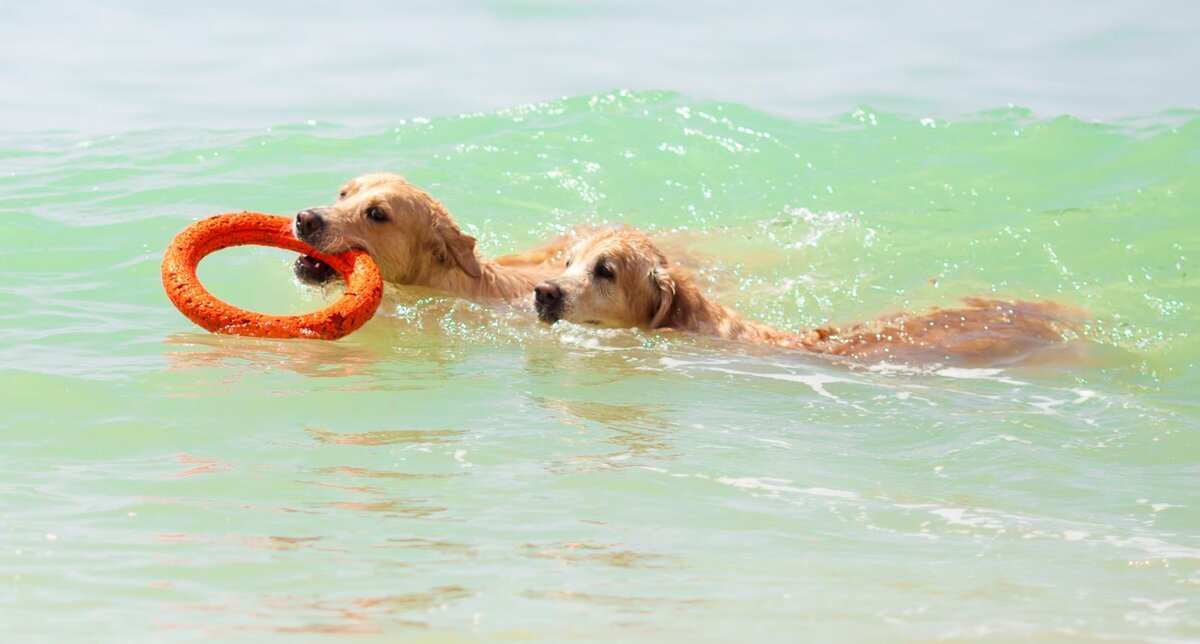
[534,227,1084,365]
[293,173,569,300]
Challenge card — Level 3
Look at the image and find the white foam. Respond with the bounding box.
[935,367,1028,386]
[1103,535,1200,560]
[779,208,857,248]
[715,476,859,500]
[452,449,472,467]
[1071,388,1098,404]
[751,437,792,449]
[663,357,874,405]
[706,367,856,400]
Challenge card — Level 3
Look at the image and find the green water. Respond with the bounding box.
[2,91,1198,640]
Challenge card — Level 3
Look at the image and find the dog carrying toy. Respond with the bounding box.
[161,212,383,340]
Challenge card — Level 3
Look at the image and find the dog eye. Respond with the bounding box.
[338,190,347,200]
[365,205,388,223]
[565,258,573,268]
[593,262,615,280]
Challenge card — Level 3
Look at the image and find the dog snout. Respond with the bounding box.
[534,281,564,322]
[294,208,326,240]
[535,281,562,306]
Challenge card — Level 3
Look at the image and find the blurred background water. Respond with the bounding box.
[1,1,1198,641]
[3,0,1198,131]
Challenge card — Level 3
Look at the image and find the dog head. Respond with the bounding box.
[534,227,677,329]
[292,173,481,285]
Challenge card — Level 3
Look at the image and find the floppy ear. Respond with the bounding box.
[433,221,483,278]
[649,264,675,328]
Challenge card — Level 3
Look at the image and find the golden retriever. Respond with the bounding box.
[293,173,569,300]
[534,227,1084,365]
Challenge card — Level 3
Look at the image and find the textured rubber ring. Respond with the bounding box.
[161,212,382,340]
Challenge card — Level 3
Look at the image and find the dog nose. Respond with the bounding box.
[534,281,562,306]
[295,208,325,238]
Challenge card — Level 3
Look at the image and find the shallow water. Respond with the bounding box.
[3,90,1197,640]
[3,1,1200,639]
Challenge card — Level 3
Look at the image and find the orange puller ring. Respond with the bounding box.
[161,212,383,340]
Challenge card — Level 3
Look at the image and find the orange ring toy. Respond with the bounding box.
[161,212,383,340]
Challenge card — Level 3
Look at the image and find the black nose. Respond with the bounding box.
[295,208,325,239]
[535,282,562,306]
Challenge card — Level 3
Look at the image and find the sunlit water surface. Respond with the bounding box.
[2,90,1196,640]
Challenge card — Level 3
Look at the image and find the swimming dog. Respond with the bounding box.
[534,227,1082,365]
[293,173,569,300]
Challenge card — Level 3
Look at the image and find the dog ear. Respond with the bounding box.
[433,220,483,278]
[649,264,675,328]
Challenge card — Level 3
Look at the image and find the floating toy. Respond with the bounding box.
[161,212,382,340]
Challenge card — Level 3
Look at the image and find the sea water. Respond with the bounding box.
[1,2,1198,641]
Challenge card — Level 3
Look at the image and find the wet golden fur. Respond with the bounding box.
[538,227,1085,365]
[297,173,569,300]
